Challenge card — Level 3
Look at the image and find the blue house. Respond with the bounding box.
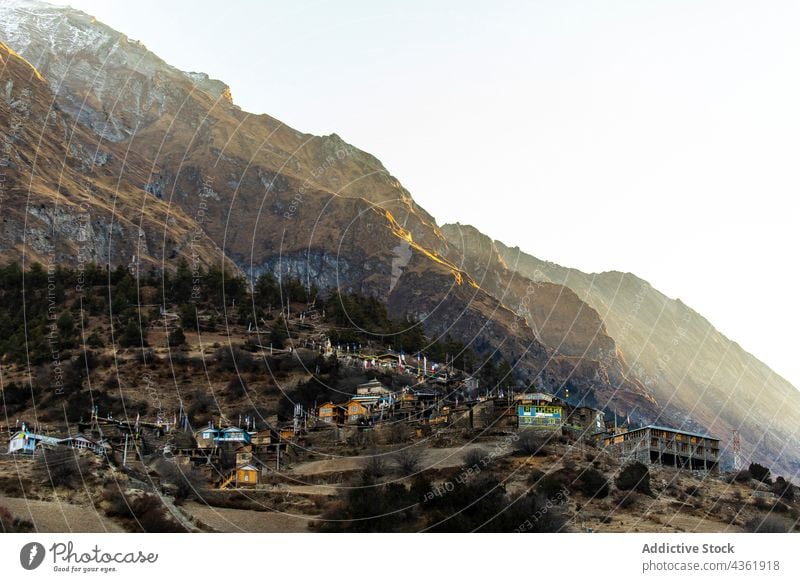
[195,425,252,447]
[219,427,251,444]
[7,430,60,454]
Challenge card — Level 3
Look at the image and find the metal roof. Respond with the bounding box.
[608,424,719,441]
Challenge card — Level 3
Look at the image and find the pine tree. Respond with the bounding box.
[168,326,186,347]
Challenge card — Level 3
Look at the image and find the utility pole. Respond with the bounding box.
[122,433,129,467]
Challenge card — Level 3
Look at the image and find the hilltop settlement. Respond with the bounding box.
[1,264,796,533]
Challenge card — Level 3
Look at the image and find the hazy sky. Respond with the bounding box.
[48,0,800,387]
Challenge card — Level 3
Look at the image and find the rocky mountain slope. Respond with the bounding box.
[440,223,659,417]
[0,40,227,270]
[1,0,797,475]
[490,238,800,476]
[0,0,666,424]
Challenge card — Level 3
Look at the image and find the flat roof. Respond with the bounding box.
[605,424,719,441]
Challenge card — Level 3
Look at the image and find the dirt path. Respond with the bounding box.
[0,495,125,533]
[182,502,316,532]
[274,484,339,496]
[290,440,511,477]
[156,493,202,532]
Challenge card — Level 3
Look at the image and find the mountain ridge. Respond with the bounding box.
[1,0,797,476]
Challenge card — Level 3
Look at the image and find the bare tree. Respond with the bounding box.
[393,447,424,476]
[362,452,388,482]
[462,448,487,468]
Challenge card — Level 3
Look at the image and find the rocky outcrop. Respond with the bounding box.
[0,40,230,271]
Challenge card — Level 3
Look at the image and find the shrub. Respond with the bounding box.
[102,487,185,532]
[770,500,789,513]
[0,476,30,497]
[616,462,651,494]
[215,346,259,374]
[512,492,570,533]
[576,467,610,499]
[746,515,791,533]
[0,505,34,532]
[462,448,487,469]
[526,468,546,486]
[387,423,411,445]
[362,454,388,482]
[537,469,573,502]
[118,319,147,348]
[316,480,417,532]
[35,448,91,488]
[772,476,795,501]
[748,463,772,484]
[615,491,638,509]
[155,460,207,502]
[224,377,248,399]
[728,470,752,483]
[86,331,105,348]
[168,326,186,347]
[393,447,424,476]
[516,431,550,456]
[684,485,702,498]
[423,476,568,533]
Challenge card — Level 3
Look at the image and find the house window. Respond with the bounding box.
[243,473,249,482]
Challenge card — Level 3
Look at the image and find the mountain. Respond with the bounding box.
[0,0,665,421]
[1,0,797,475]
[440,223,659,417]
[0,39,227,270]
[489,238,800,476]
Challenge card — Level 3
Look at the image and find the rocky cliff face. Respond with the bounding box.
[0,2,551,394]
[0,40,227,270]
[494,240,800,475]
[441,223,659,420]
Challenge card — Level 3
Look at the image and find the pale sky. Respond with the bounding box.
[47,0,800,387]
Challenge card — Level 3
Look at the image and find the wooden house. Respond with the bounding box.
[195,425,221,448]
[235,445,253,467]
[61,434,104,454]
[344,399,369,424]
[318,402,346,426]
[248,429,280,459]
[235,464,259,487]
[602,425,720,473]
[566,406,606,438]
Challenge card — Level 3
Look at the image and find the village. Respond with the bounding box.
[0,295,793,534]
[4,330,723,492]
